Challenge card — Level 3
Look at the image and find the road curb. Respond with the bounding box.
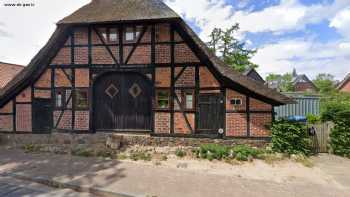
[1,173,134,197]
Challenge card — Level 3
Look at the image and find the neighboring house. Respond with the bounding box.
[292,69,317,92]
[266,80,281,91]
[0,0,292,138]
[243,68,265,84]
[0,62,24,89]
[337,73,350,93]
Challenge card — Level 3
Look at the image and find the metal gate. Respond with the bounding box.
[310,122,334,153]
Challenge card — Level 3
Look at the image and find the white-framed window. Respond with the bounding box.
[231,98,242,105]
[109,28,118,42]
[125,27,135,41]
[75,89,89,109]
[125,26,142,42]
[101,28,108,41]
[156,90,170,109]
[185,92,194,109]
[55,90,65,108]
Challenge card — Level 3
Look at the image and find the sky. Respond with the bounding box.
[0,0,349,80]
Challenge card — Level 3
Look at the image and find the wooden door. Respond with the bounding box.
[197,94,224,133]
[32,98,52,133]
[94,72,152,131]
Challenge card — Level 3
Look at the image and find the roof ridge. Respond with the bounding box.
[58,0,180,24]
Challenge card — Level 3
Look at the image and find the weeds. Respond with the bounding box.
[116,153,128,160]
[71,147,94,157]
[130,151,152,161]
[175,148,186,158]
[23,144,42,153]
[291,154,314,168]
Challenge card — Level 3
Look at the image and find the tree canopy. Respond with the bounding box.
[313,73,337,94]
[265,73,294,92]
[207,24,258,72]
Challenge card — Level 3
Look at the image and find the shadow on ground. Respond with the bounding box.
[0,148,126,190]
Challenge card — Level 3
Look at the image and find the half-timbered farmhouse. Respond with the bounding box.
[0,0,292,138]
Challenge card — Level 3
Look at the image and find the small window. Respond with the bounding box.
[185,92,194,109]
[125,27,135,41]
[135,26,142,38]
[231,98,242,105]
[101,28,108,41]
[109,28,118,42]
[75,89,89,109]
[55,90,65,108]
[156,90,170,109]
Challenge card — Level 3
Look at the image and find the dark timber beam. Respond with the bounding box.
[124,26,148,64]
[174,66,186,83]
[71,29,75,131]
[93,27,120,66]
[119,25,124,66]
[174,94,194,132]
[194,64,200,134]
[246,96,250,137]
[170,24,175,134]
[151,24,156,133]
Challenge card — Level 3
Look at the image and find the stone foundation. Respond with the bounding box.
[0,133,269,154]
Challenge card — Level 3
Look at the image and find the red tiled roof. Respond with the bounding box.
[337,73,350,90]
[0,62,24,88]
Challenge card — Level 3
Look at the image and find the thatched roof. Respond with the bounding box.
[58,0,180,24]
[0,0,293,107]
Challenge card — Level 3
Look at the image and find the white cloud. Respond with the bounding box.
[330,7,350,39]
[252,39,350,79]
[165,0,350,79]
[0,0,91,65]
[166,0,350,40]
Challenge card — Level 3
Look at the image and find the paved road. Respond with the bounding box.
[0,176,93,197]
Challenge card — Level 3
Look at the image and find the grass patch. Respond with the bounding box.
[291,154,314,168]
[96,149,114,158]
[116,153,128,160]
[257,153,285,164]
[71,147,94,157]
[161,155,168,161]
[175,148,186,158]
[23,144,42,153]
[194,144,266,162]
[130,151,152,161]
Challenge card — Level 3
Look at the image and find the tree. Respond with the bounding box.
[265,73,294,92]
[207,28,222,54]
[207,24,258,72]
[313,73,336,94]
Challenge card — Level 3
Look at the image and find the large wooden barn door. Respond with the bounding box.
[32,98,52,133]
[93,72,152,132]
[197,94,224,133]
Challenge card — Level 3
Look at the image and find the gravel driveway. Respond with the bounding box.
[0,149,349,197]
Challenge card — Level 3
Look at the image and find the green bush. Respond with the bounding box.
[306,114,320,124]
[195,144,264,161]
[232,145,261,161]
[329,110,350,158]
[175,148,186,158]
[320,92,350,122]
[196,144,230,160]
[271,120,312,155]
